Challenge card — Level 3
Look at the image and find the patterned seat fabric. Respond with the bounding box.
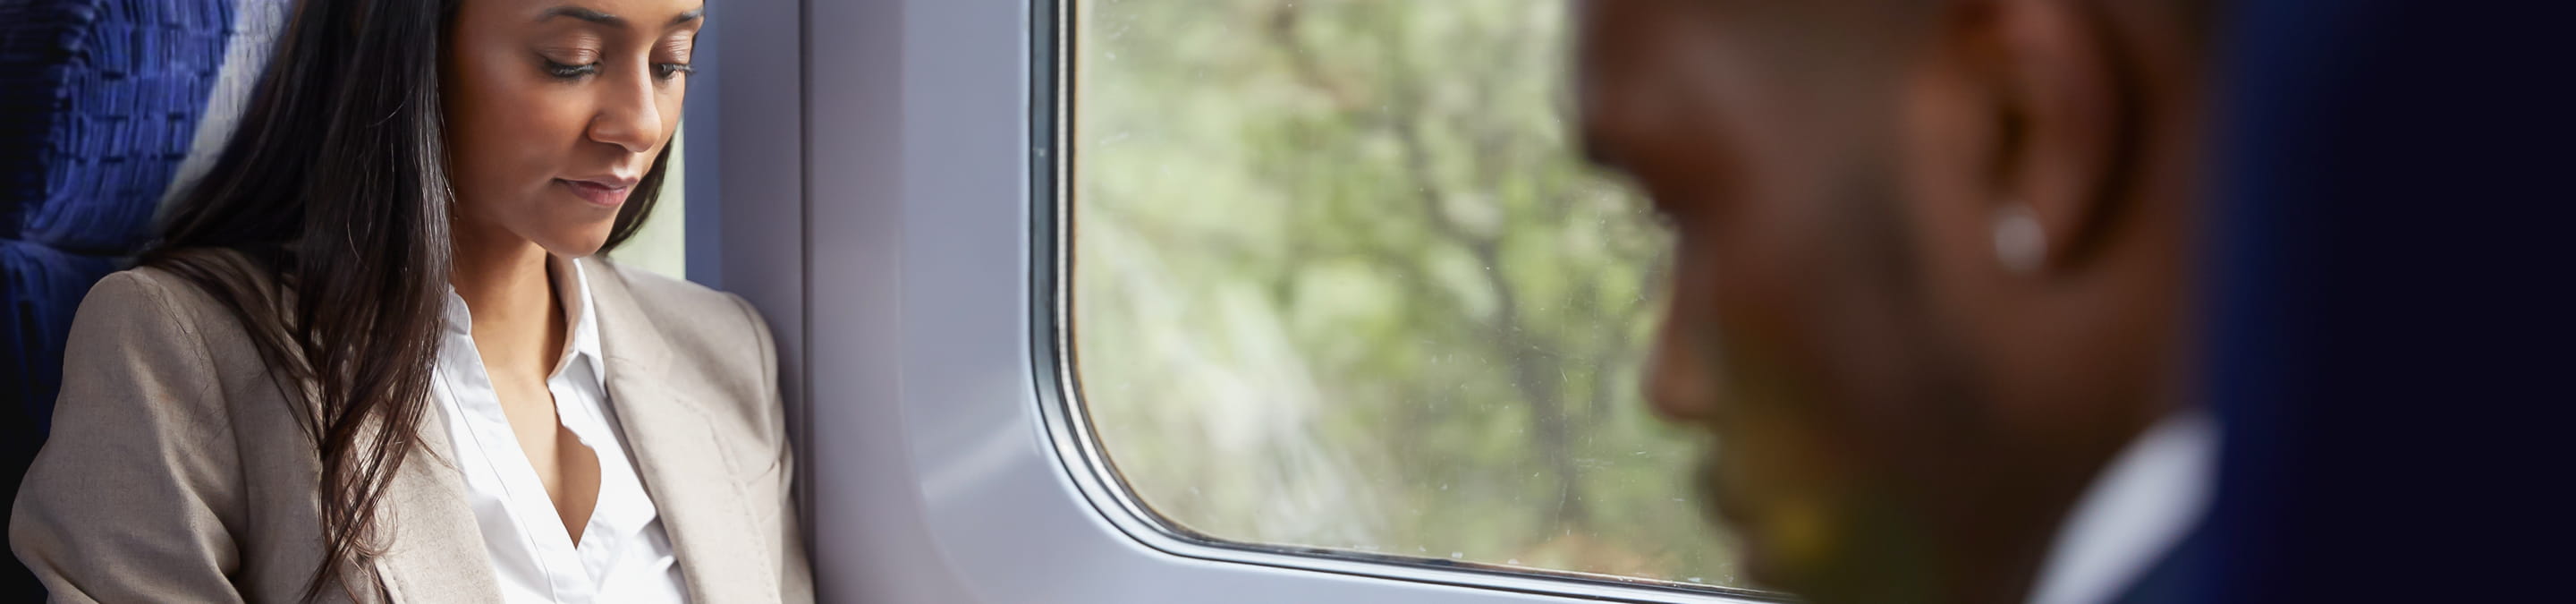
[3,0,283,597]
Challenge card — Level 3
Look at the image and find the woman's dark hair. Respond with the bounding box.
[138,0,671,600]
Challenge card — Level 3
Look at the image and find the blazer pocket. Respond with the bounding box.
[734,450,789,525]
[738,455,785,491]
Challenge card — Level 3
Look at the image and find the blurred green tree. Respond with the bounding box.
[1072,0,1747,589]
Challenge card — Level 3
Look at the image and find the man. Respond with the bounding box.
[1574,1,2219,603]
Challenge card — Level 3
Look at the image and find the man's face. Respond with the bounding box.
[1579,0,2207,600]
[1576,0,1969,594]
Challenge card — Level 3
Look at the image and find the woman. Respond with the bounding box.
[7,0,811,601]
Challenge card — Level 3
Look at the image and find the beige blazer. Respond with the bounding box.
[10,254,814,603]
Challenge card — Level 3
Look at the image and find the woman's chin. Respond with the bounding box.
[528,230,614,259]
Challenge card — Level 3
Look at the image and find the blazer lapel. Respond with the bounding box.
[589,261,780,603]
[370,402,504,603]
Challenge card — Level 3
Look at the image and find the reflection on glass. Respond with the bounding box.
[1070,0,1744,589]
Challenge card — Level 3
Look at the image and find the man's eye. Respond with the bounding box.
[654,63,697,81]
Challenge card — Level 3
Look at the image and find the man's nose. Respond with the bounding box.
[1645,307,1720,424]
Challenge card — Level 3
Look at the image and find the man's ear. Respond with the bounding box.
[1946,0,2135,276]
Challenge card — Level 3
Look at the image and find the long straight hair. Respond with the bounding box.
[139,0,671,600]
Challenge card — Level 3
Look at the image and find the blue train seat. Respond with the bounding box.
[2,0,284,596]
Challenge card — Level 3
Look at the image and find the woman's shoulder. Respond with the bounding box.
[582,257,784,439]
[587,258,743,315]
[583,257,776,370]
[586,258,767,333]
[77,259,258,336]
[60,251,285,406]
[79,248,273,324]
[81,265,199,317]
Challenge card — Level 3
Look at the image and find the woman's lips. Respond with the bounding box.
[556,178,633,208]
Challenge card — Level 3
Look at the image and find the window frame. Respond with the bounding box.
[1033,1,1773,601]
[732,0,1782,600]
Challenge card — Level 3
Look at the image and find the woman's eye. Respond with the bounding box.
[544,59,601,80]
[654,63,696,81]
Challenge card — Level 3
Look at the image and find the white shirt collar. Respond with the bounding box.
[438,254,604,382]
[2026,409,2220,604]
[552,255,604,380]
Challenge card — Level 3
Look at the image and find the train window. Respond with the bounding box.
[1066,0,1752,591]
[613,127,688,280]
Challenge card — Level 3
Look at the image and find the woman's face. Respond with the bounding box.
[444,0,703,257]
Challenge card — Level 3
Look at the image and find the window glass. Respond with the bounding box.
[614,127,687,280]
[1069,0,1749,589]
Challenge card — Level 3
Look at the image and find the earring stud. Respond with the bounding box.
[1993,203,2046,275]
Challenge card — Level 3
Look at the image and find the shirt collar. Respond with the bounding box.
[549,254,604,381]
[2025,409,2220,604]
[436,254,605,383]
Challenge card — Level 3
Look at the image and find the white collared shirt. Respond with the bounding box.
[2026,410,2219,604]
[429,256,691,604]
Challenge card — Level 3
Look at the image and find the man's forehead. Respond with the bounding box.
[1578,0,1928,122]
[1576,0,1720,86]
[1574,1,1739,163]
[1575,1,1774,109]
[1574,0,1813,84]
[1578,0,1928,60]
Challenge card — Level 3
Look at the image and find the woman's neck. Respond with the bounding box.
[448,227,565,379]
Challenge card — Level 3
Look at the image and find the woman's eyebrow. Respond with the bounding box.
[538,6,623,25]
[537,5,703,27]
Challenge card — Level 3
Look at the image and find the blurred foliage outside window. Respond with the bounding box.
[1069,0,1751,590]
[609,126,685,281]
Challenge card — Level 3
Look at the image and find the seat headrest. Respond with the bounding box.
[0,0,291,253]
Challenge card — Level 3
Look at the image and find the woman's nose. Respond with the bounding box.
[585,67,665,154]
